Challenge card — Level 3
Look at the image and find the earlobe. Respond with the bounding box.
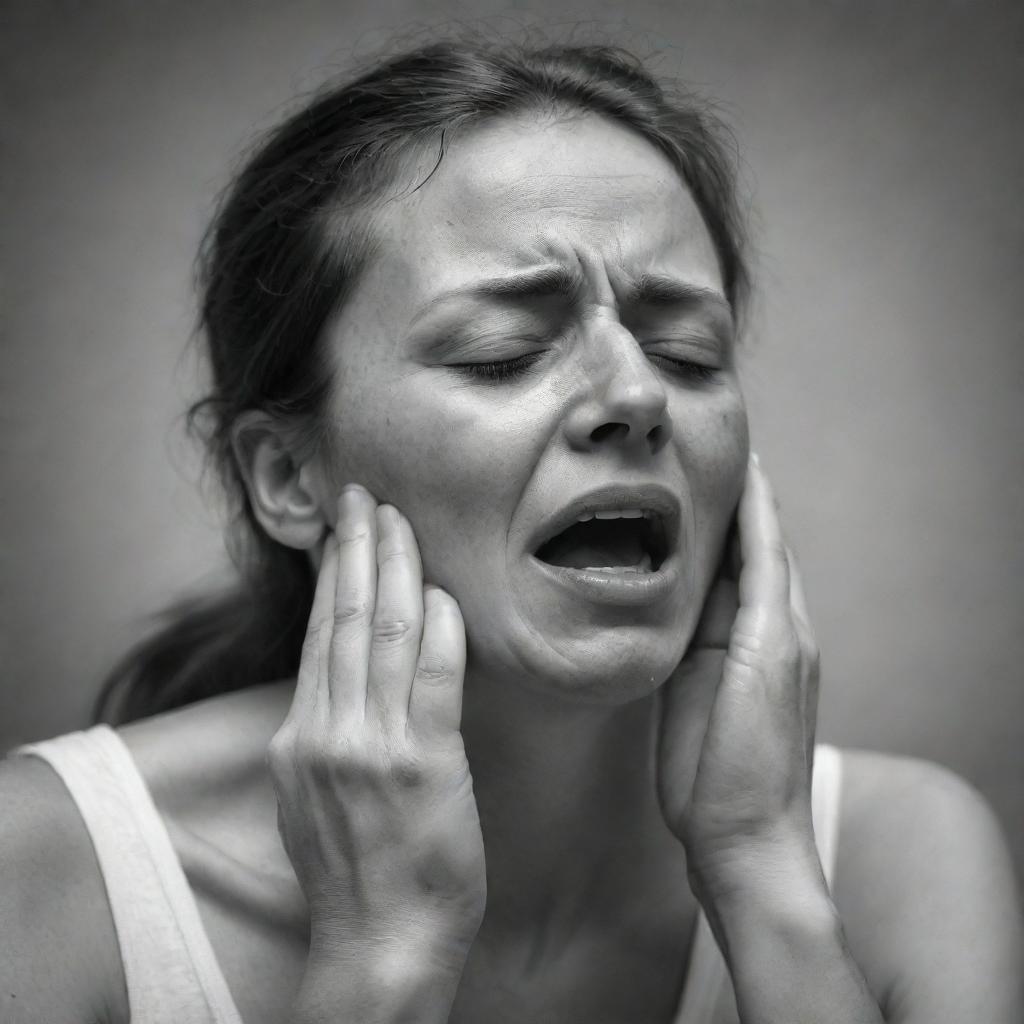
[230,411,327,550]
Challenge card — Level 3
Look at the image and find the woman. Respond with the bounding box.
[1,40,1020,1024]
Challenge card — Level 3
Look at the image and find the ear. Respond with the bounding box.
[230,411,328,550]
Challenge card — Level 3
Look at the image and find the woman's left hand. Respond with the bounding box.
[656,454,822,906]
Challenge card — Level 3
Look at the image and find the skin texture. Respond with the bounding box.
[262,112,756,1018]
[263,112,887,1021]
[312,112,748,703]
[0,111,1020,1024]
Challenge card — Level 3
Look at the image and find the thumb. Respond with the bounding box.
[691,576,739,651]
[656,649,725,817]
[662,648,725,733]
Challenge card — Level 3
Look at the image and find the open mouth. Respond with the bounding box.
[534,511,669,573]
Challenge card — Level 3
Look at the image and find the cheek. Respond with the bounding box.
[700,397,749,499]
[325,379,545,596]
[677,391,749,570]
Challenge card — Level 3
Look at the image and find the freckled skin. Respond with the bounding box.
[319,114,749,703]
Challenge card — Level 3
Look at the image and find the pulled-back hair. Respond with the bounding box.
[94,38,750,724]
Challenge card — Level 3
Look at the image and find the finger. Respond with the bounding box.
[786,544,813,635]
[786,546,820,765]
[328,484,378,719]
[407,586,467,738]
[659,648,724,797]
[737,453,790,611]
[690,575,738,650]
[365,505,425,727]
[292,533,339,719]
[663,649,723,729]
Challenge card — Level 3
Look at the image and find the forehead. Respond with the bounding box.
[346,113,724,328]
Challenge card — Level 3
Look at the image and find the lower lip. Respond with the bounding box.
[529,554,680,608]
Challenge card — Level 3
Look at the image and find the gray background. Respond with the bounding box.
[3,1,1023,883]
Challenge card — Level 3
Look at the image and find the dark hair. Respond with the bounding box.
[93,38,750,724]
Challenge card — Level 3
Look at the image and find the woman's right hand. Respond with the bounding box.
[268,484,485,1020]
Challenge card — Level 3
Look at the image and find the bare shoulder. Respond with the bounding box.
[832,748,1023,1022]
[0,753,128,1024]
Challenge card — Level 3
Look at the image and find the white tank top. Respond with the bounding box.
[15,727,843,1024]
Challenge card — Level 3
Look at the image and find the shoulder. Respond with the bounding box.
[831,747,1023,1022]
[0,750,128,1024]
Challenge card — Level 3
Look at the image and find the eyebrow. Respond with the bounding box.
[409,265,733,327]
[625,273,734,322]
[409,265,583,326]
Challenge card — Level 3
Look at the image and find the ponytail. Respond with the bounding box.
[93,522,313,724]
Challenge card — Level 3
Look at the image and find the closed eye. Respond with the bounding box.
[646,353,721,384]
[450,351,545,382]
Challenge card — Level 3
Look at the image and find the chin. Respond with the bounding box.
[470,624,690,708]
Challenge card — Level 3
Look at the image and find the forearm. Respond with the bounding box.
[694,843,884,1024]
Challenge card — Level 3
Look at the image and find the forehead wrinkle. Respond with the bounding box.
[417,194,705,286]
[351,118,722,332]
[448,169,684,230]
[491,168,674,202]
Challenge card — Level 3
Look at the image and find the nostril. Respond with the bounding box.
[590,422,628,444]
[647,424,667,449]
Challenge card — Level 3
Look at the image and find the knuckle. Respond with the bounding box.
[376,536,407,563]
[303,732,362,780]
[416,654,454,685]
[778,622,802,663]
[270,725,403,791]
[334,598,373,628]
[725,644,769,690]
[772,625,802,668]
[728,615,800,674]
[266,732,295,777]
[336,522,373,546]
[727,610,769,662]
[267,725,313,788]
[388,751,426,789]
[371,615,418,647]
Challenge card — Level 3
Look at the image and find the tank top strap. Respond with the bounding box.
[672,742,845,1024]
[14,725,243,1024]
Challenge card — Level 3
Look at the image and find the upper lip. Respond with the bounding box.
[528,483,682,560]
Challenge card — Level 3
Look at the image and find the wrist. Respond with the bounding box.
[309,909,479,973]
[707,873,840,964]
[687,848,884,1024]
[687,827,832,940]
[295,928,474,1024]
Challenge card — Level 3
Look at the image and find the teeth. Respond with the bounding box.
[582,551,654,573]
[578,508,645,522]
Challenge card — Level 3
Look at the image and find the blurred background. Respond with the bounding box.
[3,1,1022,881]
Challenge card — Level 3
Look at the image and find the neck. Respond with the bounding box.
[184,677,693,954]
[459,671,690,951]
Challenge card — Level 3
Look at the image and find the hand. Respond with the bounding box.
[656,455,821,901]
[268,484,486,971]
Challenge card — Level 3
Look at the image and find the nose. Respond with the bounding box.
[562,320,673,456]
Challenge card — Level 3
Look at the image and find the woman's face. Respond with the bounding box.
[319,113,748,703]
